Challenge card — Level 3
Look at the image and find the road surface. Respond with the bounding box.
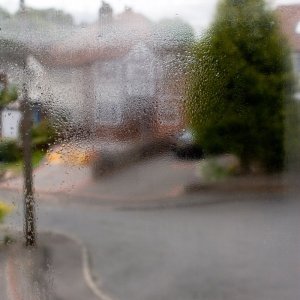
[1,154,299,300]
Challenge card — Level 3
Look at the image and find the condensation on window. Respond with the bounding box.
[0,1,300,300]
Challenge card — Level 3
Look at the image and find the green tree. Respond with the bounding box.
[21,7,74,26]
[0,7,10,19]
[0,86,17,109]
[188,0,293,173]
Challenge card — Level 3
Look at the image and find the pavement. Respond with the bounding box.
[0,231,109,300]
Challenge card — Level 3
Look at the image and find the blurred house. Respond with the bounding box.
[34,2,193,141]
[0,6,72,140]
[0,70,44,139]
[276,4,300,96]
[0,1,193,141]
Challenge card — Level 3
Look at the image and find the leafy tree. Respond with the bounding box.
[31,119,57,150]
[0,86,17,109]
[187,0,293,173]
[0,7,10,19]
[22,7,74,26]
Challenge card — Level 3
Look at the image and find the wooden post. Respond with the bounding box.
[20,0,36,247]
[21,75,36,247]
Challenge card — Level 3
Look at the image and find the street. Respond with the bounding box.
[1,154,300,300]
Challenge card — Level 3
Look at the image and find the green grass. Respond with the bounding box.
[32,150,45,168]
[0,150,45,177]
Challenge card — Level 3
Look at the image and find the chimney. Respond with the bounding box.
[99,1,113,24]
[20,0,25,12]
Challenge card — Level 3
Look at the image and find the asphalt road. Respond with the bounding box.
[1,155,300,300]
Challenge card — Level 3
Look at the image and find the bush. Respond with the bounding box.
[0,201,13,223]
[197,155,240,183]
[0,86,18,109]
[0,139,21,162]
[31,119,57,150]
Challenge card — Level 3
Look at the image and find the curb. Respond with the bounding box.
[6,246,23,300]
[2,227,115,300]
[43,229,114,300]
[184,176,291,195]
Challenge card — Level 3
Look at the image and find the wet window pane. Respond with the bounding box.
[1,1,300,300]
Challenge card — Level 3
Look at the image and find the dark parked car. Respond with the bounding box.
[171,130,204,159]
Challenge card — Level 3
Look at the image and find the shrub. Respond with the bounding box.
[0,201,13,223]
[0,139,21,162]
[31,119,57,150]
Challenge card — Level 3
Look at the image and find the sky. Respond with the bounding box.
[0,0,300,33]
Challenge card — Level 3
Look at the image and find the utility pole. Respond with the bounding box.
[20,0,36,247]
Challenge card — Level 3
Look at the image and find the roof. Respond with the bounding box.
[0,7,191,68]
[43,9,153,67]
[0,12,74,48]
[0,11,75,64]
[276,4,300,52]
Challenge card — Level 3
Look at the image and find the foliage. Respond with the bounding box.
[32,150,45,167]
[22,7,74,26]
[0,201,13,223]
[0,7,10,19]
[31,119,57,150]
[0,86,18,109]
[197,154,240,182]
[0,85,20,164]
[0,150,45,177]
[284,98,300,171]
[187,0,293,173]
[200,159,233,182]
[0,139,22,162]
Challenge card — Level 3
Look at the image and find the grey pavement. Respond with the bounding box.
[0,232,101,300]
[0,246,8,300]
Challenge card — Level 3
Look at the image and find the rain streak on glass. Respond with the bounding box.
[1,1,300,300]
